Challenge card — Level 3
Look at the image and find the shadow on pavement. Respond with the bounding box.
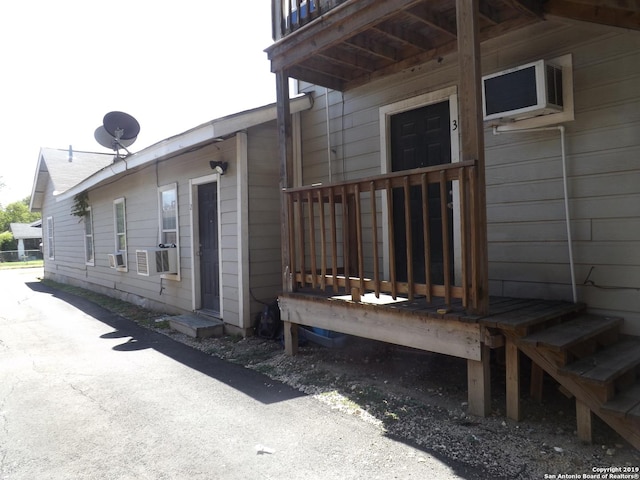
[26,281,306,406]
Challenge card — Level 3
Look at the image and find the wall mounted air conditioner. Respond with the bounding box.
[108,253,126,269]
[482,59,564,122]
[136,248,178,276]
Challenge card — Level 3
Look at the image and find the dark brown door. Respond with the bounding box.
[198,182,220,313]
[391,100,453,285]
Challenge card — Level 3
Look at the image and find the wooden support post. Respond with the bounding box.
[530,362,545,402]
[467,344,491,417]
[456,0,489,315]
[576,398,593,444]
[276,70,294,293]
[351,287,361,302]
[505,338,521,421]
[283,321,299,356]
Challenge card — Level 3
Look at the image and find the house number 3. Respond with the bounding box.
[452,120,458,131]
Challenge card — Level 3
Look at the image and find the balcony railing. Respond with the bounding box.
[283,160,482,310]
[273,0,344,39]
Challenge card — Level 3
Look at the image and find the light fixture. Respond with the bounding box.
[210,161,228,175]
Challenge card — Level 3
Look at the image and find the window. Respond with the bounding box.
[113,198,127,269]
[159,184,178,246]
[158,184,180,280]
[46,216,54,259]
[84,207,94,265]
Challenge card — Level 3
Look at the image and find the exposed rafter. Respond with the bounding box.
[266,0,639,92]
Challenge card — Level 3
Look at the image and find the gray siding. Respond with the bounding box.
[247,121,282,321]
[41,139,245,326]
[297,21,640,335]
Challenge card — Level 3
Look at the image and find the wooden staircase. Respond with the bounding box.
[485,304,640,450]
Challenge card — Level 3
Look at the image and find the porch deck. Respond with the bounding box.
[282,289,582,328]
[279,290,640,449]
[279,289,582,414]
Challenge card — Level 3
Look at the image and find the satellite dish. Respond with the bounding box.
[94,126,136,150]
[103,111,140,141]
[94,111,140,158]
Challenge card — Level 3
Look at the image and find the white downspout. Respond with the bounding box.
[493,125,577,303]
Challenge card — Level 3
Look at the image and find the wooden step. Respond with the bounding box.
[481,300,584,334]
[520,314,622,351]
[560,339,640,385]
[602,383,640,419]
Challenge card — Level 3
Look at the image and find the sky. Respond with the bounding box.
[0,0,277,206]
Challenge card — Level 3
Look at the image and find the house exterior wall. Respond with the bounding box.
[40,136,275,332]
[247,120,282,319]
[295,21,640,335]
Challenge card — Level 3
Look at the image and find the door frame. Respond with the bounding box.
[189,174,223,314]
[378,86,462,285]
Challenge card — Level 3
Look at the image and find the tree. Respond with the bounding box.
[0,197,41,233]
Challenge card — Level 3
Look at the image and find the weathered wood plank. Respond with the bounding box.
[456,0,488,314]
[520,315,623,351]
[576,398,593,444]
[487,301,584,331]
[602,383,640,417]
[467,344,491,416]
[506,337,521,421]
[279,294,482,360]
[560,339,640,384]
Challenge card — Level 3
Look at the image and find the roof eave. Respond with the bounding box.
[56,94,313,202]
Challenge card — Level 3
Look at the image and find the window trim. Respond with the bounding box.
[158,183,180,280]
[113,197,128,272]
[84,207,95,266]
[46,216,54,260]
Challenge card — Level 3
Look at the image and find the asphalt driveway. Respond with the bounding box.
[0,268,480,480]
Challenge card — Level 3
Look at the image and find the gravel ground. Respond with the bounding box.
[154,325,640,480]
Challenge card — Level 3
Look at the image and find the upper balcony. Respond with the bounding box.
[267,0,545,91]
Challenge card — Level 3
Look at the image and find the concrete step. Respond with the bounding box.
[169,314,223,338]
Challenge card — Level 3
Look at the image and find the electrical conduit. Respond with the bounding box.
[493,125,577,303]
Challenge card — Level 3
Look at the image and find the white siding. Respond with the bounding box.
[297,21,640,334]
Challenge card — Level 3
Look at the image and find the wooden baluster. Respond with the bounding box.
[469,166,478,311]
[317,189,327,291]
[354,183,364,295]
[294,0,301,27]
[342,185,350,293]
[329,187,338,292]
[296,191,306,288]
[403,176,414,301]
[370,181,380,298]
[385,179,397,299]
[458,167,469,308]
[440,171,451,306]
[287,192,297,288]
[307,190,317,289]
[421,173,432,303]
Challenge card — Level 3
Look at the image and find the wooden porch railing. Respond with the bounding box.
[272,0,345,39]
[283,160,482,310]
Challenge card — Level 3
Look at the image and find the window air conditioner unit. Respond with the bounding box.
[108,253,126,268]
[482,59,564,122]
[136,248,178,276]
